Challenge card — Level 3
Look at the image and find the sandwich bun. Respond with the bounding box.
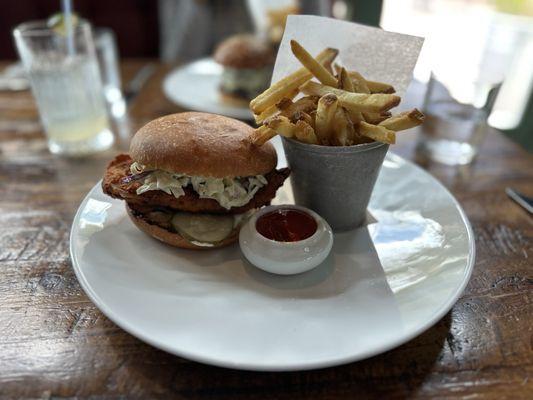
[214,34,274,69]
[130,112,277,178]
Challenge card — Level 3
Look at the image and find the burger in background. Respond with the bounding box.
[102,112,290,249]
[214,34,275,106]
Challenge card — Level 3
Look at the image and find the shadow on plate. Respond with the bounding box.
[81,215,396,302]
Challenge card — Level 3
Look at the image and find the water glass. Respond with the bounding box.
[416,73,499,165]
[13,20,114,156]
[95,28,126,118]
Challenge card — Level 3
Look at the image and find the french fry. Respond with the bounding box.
[265,115,297,138]
[349,70,370,94]
[365,80,395,94]
[251,125,277,146]
[324,59,334,76]
[276,97,294,111]
[315,94,338,145]
[358,121,396,144]
[279,96,319,119]
[344,71,395,94]
[254,105,277,124]
[301,81,401,113]
[250,48,338,113]
[347,109,364,124]
[338,67,355,92]
[291,111,315,129]
[250,45,422,149]
[362,111,391,125]
[290,40,338,87]
[379,109,425,131]
[331,107,355,146]
[254,89,299,124]
[334,65,371,94]
[294,120,319,144]
[337,68,365,124]
[309,110,317,127]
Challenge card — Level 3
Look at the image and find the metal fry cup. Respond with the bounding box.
[282,138,389,231]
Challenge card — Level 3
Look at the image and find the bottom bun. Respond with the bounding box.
[219,91,251,108]
[126,205,238,250]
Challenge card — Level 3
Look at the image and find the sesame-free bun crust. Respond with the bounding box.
[129,112,277,178]
[126,205,238,250]
[214,34,274,69]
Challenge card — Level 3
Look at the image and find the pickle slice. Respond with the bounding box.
[171,212,234,243]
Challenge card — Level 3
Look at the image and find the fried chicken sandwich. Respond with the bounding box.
[102,112,289,249]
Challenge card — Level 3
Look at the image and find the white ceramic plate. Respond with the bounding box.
[70,147,475,371]
[163,58,253,120]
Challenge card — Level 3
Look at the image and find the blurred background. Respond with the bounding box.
[1,0,532,159]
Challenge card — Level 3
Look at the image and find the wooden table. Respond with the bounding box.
[0,60,532,399]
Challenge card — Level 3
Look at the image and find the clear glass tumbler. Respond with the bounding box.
[94,27,126,118]
[416,73,500,166]
[13,20,114,156]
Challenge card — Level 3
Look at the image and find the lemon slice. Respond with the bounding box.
[47,12,80,36]
[171,212,234,243]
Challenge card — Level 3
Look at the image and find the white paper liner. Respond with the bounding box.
[272,15,424,97]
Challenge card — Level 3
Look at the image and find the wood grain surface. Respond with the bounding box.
[0,61,531,399]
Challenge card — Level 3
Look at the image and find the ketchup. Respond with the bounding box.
[256,208,317,242]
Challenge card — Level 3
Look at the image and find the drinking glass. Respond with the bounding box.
[94,27,126,118]
[416,73,500,165]
[13,20,114,156]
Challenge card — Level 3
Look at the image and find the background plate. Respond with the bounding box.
[70,151,474,371]
[163,58,253,120]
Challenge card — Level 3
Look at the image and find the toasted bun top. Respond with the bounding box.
[130,112,277,178]
[214,34,274,69]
